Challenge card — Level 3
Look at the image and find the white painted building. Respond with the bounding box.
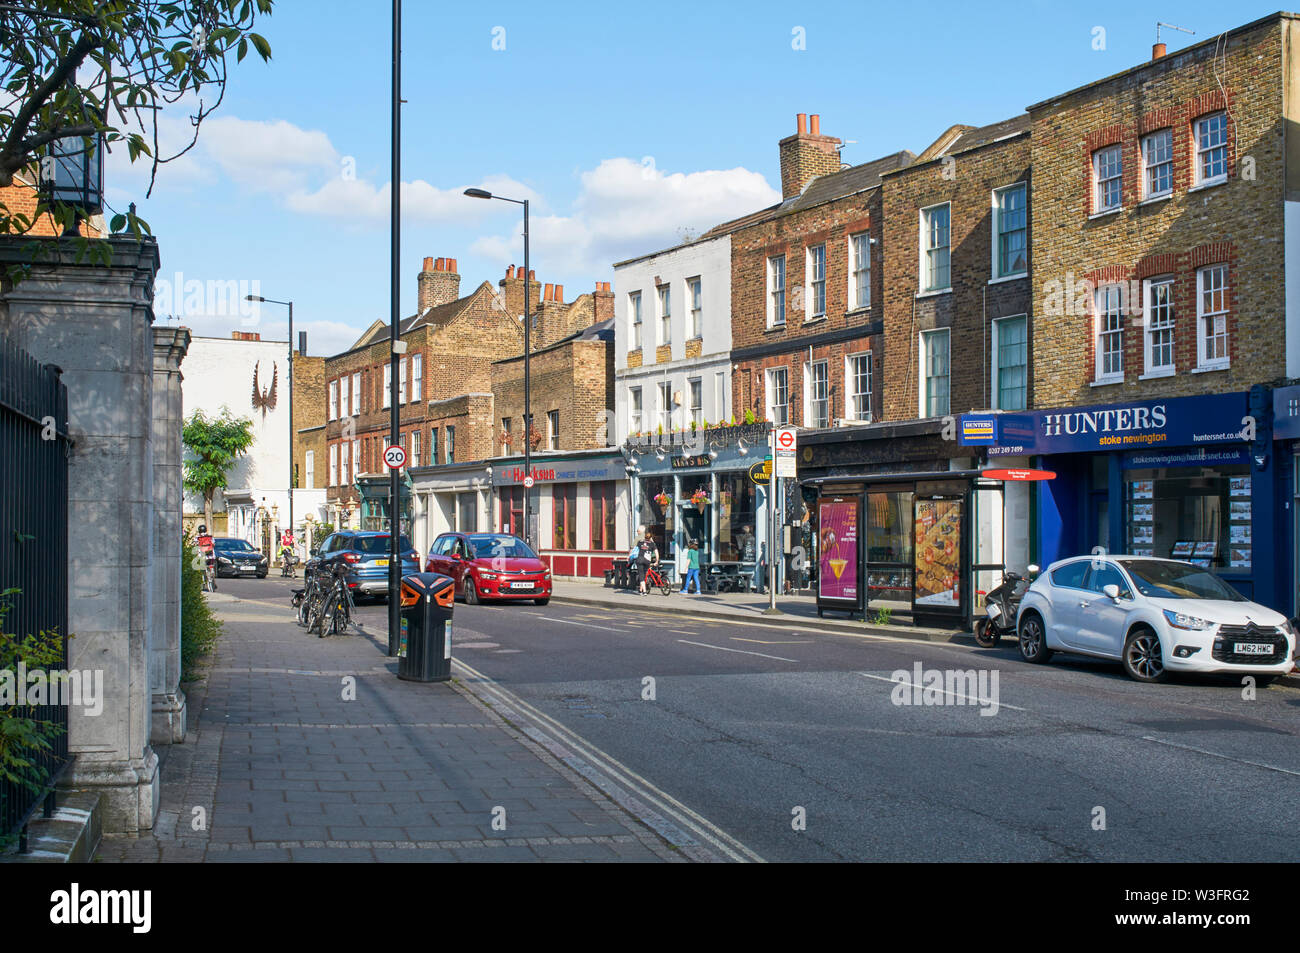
[180,333,327,551]
[613,234,732,443]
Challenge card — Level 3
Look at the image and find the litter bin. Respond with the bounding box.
[397,572,454,682]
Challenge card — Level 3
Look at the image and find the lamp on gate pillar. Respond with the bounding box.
[464,186,533,546]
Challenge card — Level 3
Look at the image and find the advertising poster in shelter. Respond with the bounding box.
[818,499,859,601]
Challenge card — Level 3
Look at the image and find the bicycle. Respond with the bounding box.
[295,573,322,627]
[640,563,673,596]
[309,564,355,637]
[202,557,217,593]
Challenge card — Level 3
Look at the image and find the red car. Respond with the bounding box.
[425,532,552,605]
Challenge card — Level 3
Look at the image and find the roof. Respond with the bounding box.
[492,317,613,366]
[704,149,917,236]
[336,282,502,357]
[884,114,1031,177]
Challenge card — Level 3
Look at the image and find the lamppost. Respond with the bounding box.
[245,294,294,553]
[463,187,532,546]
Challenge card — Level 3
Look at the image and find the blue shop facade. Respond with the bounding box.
[960,387,1294,615]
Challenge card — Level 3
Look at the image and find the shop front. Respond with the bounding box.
[626,423,775,589]
[490,449,629,580]
[408,460,493,559]
[960,389,1282,610]
[355,474,414,537]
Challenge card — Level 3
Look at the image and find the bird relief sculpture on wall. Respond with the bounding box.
[251,360,278,419]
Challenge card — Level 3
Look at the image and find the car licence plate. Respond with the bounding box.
[373,559,389,567]
[1233,641,1272,655]
[510,582,535,589]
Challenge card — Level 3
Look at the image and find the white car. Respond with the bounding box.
[1016,555,1297,684]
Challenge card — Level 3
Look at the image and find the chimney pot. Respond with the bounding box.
[424,256,435,271]
[449,258,457,273]
[810,114,820,136]
[528,270,535,281]
[506,264,515,278]
[1152,42,1166,60]
[554,284,563,302]
[544,282,554,301]
[797,113,807,135]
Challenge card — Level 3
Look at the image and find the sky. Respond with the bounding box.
[115,0,1286,357]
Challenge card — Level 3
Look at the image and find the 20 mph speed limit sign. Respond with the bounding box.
[383,444,407,470]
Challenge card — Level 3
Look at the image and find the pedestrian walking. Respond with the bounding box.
[680,540,701,594]
[636,529,658,595]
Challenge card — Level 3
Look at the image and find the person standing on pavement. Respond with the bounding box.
[680,540,701,595]
[636,529,659,595]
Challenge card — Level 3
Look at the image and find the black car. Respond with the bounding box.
[213,537,269,578]
[306,531,419,601]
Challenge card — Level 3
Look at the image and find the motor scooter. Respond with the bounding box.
[974,564,1039,647]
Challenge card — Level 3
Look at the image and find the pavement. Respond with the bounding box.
[97,586,695,863]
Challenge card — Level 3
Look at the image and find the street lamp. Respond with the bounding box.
[246,294,294,553]
[464,186,533,547]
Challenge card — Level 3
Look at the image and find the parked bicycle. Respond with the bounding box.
[308,562,355,637]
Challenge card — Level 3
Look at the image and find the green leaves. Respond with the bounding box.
[182,408,255,499]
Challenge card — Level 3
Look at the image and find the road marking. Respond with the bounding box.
[857,672,1029,712]
[732,637,812,645]
[677,640,797,662]
[451,658,763,863]
[1140,736,1300,778]
[515,611,631,632]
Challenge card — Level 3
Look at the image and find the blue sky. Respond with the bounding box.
[120,0,1284,355]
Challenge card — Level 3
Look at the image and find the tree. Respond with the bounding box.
[0,0,274,262]
[182,407,253,528]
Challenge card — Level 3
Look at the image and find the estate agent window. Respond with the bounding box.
[1124,464,1251,570]
[993,184,1027,278]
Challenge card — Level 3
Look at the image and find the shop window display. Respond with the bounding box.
[1125,466,1250,570]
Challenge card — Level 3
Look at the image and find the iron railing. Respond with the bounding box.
[0,337,71,847]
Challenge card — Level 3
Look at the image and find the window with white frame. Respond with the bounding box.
[767,255,786,326]
[1144,277,1176,375]
[1197,264,1230,367]
[804,360,829,428]
[328,379,338,420]
[340,440,350,486]
[399,357,408,403]
[658,381,673,432]
[921,204,950,291]
[689,377,702,428]
[714,371,726,423]
[1095,283,1125,381]
[351,372,360,415]
[382,364,391,408]
[501,417,511,454]
[688,278,702,339]
[328,443,338,487]
[806,244,826,318]
[992,315,1027,410]
[547,410,560,450]
[921,329,950,417]
[766,367,790,425]
[629,386,643,434]
[993,184,1027,278]
[1093,144,1123,212]
[446,426,455,464]
[352,438,360,475]
[1142,129,1173,199]
[411,354,422,402]
[657,285,671,345]
[1195,112,1228,186]
[304,450,315,489]
[846,352,872,422]
[849,233,870,310]
[629,292,642,349]
[411,429,421,466]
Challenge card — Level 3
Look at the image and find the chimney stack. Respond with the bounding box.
[593,281,613,324]
[778,111,843,200]
[418,255,461,312]
[498,263,541,318]
[1152,42,1166,59]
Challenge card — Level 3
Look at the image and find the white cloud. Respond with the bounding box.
[154,312,363,359]
[471,157,779,275]
[285,173,538,225]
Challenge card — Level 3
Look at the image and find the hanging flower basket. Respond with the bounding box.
[690,488,711,507]
[653,492,672,507]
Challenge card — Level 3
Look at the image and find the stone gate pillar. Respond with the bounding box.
[0,236,162,833]
[151,326,190,744]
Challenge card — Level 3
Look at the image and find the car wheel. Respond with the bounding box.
[1122,627,1168,683]
[1018,612,1053,664]
[465,578,480,605]
[974,618,998,648]
[534,598,549,606]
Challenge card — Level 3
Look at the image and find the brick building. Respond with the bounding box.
[322,256,523,530]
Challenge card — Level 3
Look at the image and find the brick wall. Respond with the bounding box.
[491,338,613,454]
[1029,18,1287,407]
[880,132,1032,421]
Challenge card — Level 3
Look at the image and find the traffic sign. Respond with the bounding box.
[383,444,407,470]
[523,475,535,488]
[775,453,797,478]
[775,427,797,452]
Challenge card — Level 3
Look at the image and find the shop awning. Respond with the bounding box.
[804,468,988,487]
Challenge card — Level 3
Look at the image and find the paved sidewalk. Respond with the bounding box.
[552,578,964,642]
[99,592,682,863]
